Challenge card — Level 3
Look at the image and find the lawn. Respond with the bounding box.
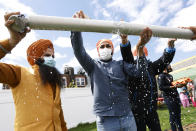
[69,105,196,131]
[158,105,196,131]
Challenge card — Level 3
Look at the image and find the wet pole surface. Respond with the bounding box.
[9,15,194,40]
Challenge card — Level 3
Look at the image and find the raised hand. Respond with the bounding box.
[135,27,152,57]
[120,34,128,44]
[73,10,89,19]
[138,27,152,47]
[119,19,128,44]
[4,12,30,47]
[180,26,196,40]
[168,38,176,48]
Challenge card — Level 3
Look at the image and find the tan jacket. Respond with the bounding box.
[0,39,67,131]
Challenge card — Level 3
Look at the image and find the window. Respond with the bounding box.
[81,78,85,86]
[75,77,85,86]
[62,77,67,87]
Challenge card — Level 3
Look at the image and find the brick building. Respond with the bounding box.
[2,66,88,89]
[62,66,88,88]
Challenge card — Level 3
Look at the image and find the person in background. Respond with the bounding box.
[187,81,196,107]
[0,12,67,131]
[179,87,190,108]
[157,65,183,131]
[120,29,176,131]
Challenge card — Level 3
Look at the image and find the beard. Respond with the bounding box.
[35,58,63,89]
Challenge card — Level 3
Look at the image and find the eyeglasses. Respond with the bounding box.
[100,44,111,49]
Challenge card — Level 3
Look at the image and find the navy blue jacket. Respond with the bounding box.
[71,32,144,116]
[120,42,175,112]
[157,73,180,100]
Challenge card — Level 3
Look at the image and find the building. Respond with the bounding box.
[62,66,88,88]
[2,84,10,89]
[170,55,196,101]
[171,55,196,80]
[1,66,88,89]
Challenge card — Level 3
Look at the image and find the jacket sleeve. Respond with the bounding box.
[152,48,175,75]
[70,32,94,74]
[123,56,145,78]
[157,74,173,92]
[120,41,134,64]
[0,39,13,58]
[0,39,21,87]
[59,101,68,131]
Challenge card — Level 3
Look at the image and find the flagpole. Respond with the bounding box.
[9,15,194,39]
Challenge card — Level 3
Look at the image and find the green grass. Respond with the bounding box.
[69,105,196,131]
[69,122,97,131]
[157,105,196,131]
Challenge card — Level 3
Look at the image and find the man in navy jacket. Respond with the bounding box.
[120,29,176,131]
[157,65,183,131]
[70,10,150,131]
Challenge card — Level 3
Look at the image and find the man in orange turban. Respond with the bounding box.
[0,12,67,131]
[96,39,114,61]
[120,28,176,131]
[27,39,54,65]
[71,10,145,131]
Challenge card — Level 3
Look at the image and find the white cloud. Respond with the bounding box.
[64,48,98,68]
[1,31,37,66]
[91,0,112,19]
[154,38,168,53]
[0,9,10,39]
[155,1,196,54]
[53,37,72,48]
[0,0,35,15]
[167,1,196,27]
[86,48,98,59]
[2,59,18,65]
[106,0,196,54]
[107,0,143,18]
[63,57,80,68]
[55,52,67,59]
[155,38,196,54]
[107,0,183,25]
[102,9,111,18]
[176,40,196,52]
[0,0,37,67]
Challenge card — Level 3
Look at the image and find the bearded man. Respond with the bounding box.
[0,12,67,131]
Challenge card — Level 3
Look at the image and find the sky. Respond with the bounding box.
[0,0,196,75]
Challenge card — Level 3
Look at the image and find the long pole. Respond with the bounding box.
[9,15,194,39]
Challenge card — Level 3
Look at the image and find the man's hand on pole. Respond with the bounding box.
[4,12,30,47]
[188,26,196,40]
[119,19,128,45]
[136,27,152,57]
[168,38,176,48]
[120,34,128,44]
[180,26,196,40]
[73,10,89,19]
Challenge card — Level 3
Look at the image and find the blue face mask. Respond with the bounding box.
[43,56,56,67]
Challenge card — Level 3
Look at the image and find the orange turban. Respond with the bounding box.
[27,39,54,66]
[96,39,114,53]
[133,46,148,56]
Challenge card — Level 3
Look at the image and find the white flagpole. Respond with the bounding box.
[9,15,194,39]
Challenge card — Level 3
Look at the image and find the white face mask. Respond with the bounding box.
[43,56,56,67]
[99,48,113,61]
